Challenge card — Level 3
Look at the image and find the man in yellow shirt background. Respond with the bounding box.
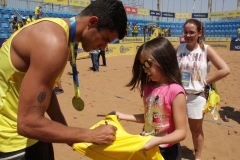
[132,24,139,37]
[35,6,42,19]
[27,15,35,24]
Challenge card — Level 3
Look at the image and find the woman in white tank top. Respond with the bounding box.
[174,19,230,160]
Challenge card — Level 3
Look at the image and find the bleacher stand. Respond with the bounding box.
[0,6,240,40]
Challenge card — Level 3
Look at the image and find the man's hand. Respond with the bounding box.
[90,125,117,145]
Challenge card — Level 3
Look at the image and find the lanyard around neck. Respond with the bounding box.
[70,17,81,98]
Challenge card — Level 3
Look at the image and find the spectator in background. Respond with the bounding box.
[98,46,107,66]
[132,24,139,37]
[148,25,153,36]
[90,49,100,72]
[9,15,18,33]
[126,22,131,36]
[174,18,230,160]
[35,6,42,19]
[143,25,147,42]
[27,15,35,24]
[55,81,64,95]
[157,26,162,37]
[18,17,27,29]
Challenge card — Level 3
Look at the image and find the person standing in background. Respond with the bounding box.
[174,19,230,160]
[90,49,101,72]
[35,6,42,19]
[98,46,107,66]
[9,15,18,33]
[132,24,139,37]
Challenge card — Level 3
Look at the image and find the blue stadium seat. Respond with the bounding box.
[3,14,10,19]
[0,33,8,38]
[1,22,9,28]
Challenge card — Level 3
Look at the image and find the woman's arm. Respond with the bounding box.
[206,46,230,84]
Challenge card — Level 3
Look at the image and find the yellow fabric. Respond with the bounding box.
[0,18,70,152]
[238,28,240,34]
[203,83,220,120]
[73,115,164,160]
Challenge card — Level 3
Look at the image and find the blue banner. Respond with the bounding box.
[230,42,240,50]
[231,37,240,42]
[149,10,161,16]
[162,12,175,18]
[192,13,208,18]
[150,10,156,16]
[155,11,161,16]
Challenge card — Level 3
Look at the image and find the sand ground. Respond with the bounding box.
[53,50,240,160]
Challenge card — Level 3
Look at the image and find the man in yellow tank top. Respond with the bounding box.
[35,5,42,19]
[0,0,127,159]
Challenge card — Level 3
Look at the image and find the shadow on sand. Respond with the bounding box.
[219,106,240,124]
[179,146,195,160]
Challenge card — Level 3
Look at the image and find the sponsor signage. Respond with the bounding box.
[205,37,231,42]
[43,0,68,5]
[162,12,175,18]
[230,42,240,50]
[138,8,150,16]
[231,38,240,42]
[227,10,240,17]
[124,6,137,14]
[165,37,179,42]
[119,37,144,43]
[192,13,208,18]
[205,42,230,50]
[150,10,156,16]
[175,13,191,19]
[69,0,90,7]
[209,12,226,18]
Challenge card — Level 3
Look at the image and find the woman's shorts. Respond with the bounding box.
[186,94,206,119]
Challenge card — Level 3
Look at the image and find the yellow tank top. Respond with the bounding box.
[0,18,70,152]
[35,6,40,14]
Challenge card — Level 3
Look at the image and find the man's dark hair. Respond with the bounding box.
[79,0,127,40]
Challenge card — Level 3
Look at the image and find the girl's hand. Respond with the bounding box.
[141,137,160,150]
[108,111,122,120]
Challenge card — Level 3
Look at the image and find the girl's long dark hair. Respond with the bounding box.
[126,37,182,97]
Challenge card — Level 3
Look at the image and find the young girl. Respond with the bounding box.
[174,19,230,160]
[110,37,187,160]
